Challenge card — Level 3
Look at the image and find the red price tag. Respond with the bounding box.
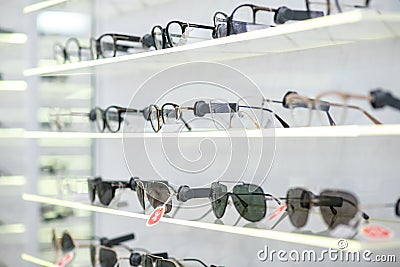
[268,204,286,221]
[56,252,74,267]
[361,225,392,240]
[146,206,165,227]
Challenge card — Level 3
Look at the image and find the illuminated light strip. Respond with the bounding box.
[21,254,54,267]
[0,223,26,234]
[23,10,399,76]
[22,194,362,250]
[0,33,28,44]
[0,176,26,186]
[23,0,68,13]
[0,81,27,91]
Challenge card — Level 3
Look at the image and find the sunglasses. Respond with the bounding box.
[131,177,175,214]
[284,188,369,229]
[177,182,282,222]
[87,177,132,206]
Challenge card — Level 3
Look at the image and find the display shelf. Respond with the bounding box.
[22,194,400,251]
[0,33,28,44]
[0,176,26,186]
[23,10,400,76]
[21,253,53,267]
[0,223,26,235]
[23,0,69,14]
[0,81,27,91]
[0,125,399,139]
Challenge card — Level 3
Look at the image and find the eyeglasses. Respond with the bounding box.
[305,0,370,15]
[92,33,154,59]
[284,188,369,229]
[145,103,193,132]
[87,177,132,206]
[152,21,214,50]
[48,107,99,131]
[53,38,93,64]
[282,90,382,126]
[213,4,323,38]
[177,182,282,222]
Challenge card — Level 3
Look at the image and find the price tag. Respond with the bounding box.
[55,251,74,267]
[361,224,392,240]
[146,206,165,227]
[268,204,286,221]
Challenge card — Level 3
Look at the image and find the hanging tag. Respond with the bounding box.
[146,206,165,227]
[268,204,286,221]
[55,251,74,267]
[360,224,393,240]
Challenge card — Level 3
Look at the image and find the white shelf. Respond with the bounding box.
[0,81,27,91]
[23,0,69,14]
[22,194,400,251]
[0,125,399,139]
[0,33,28,44]
[23,10,400,76]
[0,223,26,235]
[21,254,53,267]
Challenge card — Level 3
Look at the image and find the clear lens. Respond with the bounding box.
[231,5,270,34]
[316,93,347,125]
[305,0,330,15]
[232,184,266,222]
[95,108,105,132]
[99,35,115,58]
[167,22,183,47]
[210,182,228,219]
[319,190,358,229]
[213,12,228,38]
[146,182,172,214]
[209,100,232,130]
[161,104,179,125]
[54,43,65,64]
[105,106,121,133]
[148,105,161,132]
[286,95,313,127]
[287,188,310,228]
[90,38,98,59]
[236,97,274,129]
[66,39,80,63]
[152,26,164,50]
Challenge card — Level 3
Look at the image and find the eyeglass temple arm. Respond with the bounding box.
[181,258,210,267]
[274,6,324,25]
[179,116,192,131]
[370,89,400,111]
[341,198,370,220]
[239,105,290,128]
[177,185,211,202]
[187,23,215,30]
[329,102,382,125]
[100,233,135,247]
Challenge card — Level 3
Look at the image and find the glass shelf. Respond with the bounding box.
[22,194,400,251]
[0,125,399,139]
[23,10,400,76]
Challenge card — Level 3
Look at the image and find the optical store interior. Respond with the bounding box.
[1,0,400,266]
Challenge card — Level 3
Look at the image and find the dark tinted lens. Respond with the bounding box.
[210,182,228,219]
[287,188,310,228]
[99,248,118,267]
[136,181,146,210]
[61,232,75,253]
[88,179,96,202]
[97,182,114,206]
[142,255,154,267]
[232,184,266,222]
[396,198,400,217]
[155,259,178,267]
[319,190,358,229]
[146,182,172,213]
[90,245,96,267]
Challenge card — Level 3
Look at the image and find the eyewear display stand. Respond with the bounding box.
[11,1,400,267]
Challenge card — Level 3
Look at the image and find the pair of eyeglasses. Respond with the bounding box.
[87,177,133,206]
[305,0,370,15]
[151,21,214,50]
[92,33,154,58]
[48,107,98,131]
[145,103,193,132]
[212,4,323,38]
[275,188,370,230]
[177,182,282,222]
[282,90,382,126]
[53,38,93,64]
